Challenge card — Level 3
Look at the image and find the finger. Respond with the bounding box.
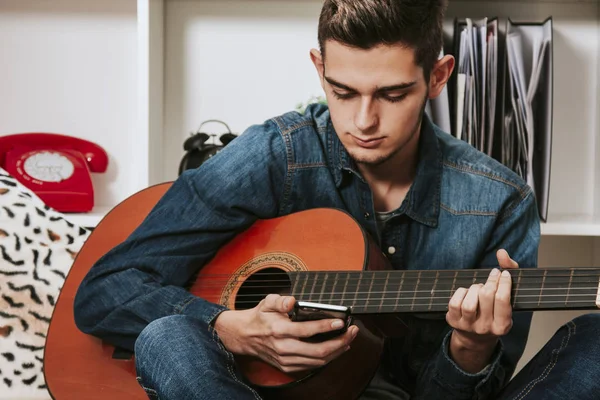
[447,287,468,323]
[270,353,342,373]
[496,249,519,269]
[478,269,501,331]
[460,284,482,324]
[274,328,356,359]
[276,317,348,339]
[493,270,513,335]
[261,294,295,313]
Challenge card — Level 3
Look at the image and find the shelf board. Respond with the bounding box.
[65,206,600,237]
[541,213,600,236]
[63,206,114,228]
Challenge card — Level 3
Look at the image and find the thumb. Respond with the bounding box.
[496,249,519,269]
[261,294,296,313]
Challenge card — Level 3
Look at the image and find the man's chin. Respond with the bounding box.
[349,150,392,167]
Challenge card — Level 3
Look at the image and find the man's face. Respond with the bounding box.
[312,41,430,167]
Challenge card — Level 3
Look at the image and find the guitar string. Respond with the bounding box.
[185,272,600,283]
[187,270,600,279]
[205,298,599,308]
[194,287,600,297]
[189,277,600,287]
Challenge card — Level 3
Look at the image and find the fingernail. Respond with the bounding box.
[331,319,344,329]
[490,268,500,277]
[283,298,290,308]
[502,270,511,278]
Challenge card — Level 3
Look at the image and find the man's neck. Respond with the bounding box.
[358,126,421,213]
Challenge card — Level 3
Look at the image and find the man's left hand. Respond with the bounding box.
[445,249,519,373]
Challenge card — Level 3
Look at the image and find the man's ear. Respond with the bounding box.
[428,54,455,99]
[310,48,325,87]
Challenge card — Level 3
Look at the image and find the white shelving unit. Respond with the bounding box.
[1,0,599,380]
[1,0,599,238]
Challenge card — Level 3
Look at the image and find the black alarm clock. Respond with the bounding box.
[178,119,238,176]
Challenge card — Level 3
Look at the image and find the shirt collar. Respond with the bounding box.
[328,114,442,228]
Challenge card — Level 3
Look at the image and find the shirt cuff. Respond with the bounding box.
[433,330,504,392]
[176,295,228,328]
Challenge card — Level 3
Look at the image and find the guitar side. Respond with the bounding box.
[44,183,172,400]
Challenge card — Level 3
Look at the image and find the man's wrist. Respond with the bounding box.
[451,329,498,352]
[213,310,250,356]
[449,330,499,373]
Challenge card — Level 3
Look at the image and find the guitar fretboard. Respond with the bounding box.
[287,268,600,314]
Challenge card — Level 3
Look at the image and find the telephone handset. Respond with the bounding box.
[0,133,108,213]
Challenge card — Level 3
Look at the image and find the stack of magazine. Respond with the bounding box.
[427,16,553,222]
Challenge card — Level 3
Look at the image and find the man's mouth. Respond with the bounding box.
[351,135,385,149]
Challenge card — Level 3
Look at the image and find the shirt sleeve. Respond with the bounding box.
[73,120,288,351]
[413,188,541,400]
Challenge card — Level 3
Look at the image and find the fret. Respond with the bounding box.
[290,273,300,298]
[346,272,359,309]
[308,272,318,302]
[566,269,574,306]
[365,272,375,311]
[415,270,433,311]
[380,271,398,313]
[341,272,350,306]
[540,269,572,309]
[410,271,422,311]
[299,272,309,302]
[514,270,522,307]
[318,272,328,304]
[430,270,453,312]
[379,271,390,310]
[326,272,338,305]
[363,271,382,313]
[428,271,439,311]
[330,272,342,306]
[538,269,547,307]
[451,270,458,298]
[394,272,405,312]
[355,272,371,310]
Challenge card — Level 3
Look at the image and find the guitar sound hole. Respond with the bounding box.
[235,267,291,310]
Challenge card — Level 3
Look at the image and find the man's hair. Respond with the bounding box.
[317,0,447,80]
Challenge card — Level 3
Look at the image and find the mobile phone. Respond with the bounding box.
[289,301,353,342]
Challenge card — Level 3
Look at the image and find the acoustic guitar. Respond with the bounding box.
[44,182,600,399]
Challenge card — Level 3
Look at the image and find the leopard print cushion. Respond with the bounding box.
[0,168,91,399]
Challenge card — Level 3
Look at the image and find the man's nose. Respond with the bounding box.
[354,97,378,132]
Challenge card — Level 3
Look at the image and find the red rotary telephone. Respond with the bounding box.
[0,133,108,213]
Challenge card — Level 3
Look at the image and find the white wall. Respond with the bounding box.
[0,0,138,208]
[163,0,325,181]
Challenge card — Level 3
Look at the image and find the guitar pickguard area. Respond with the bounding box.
[220,252,308,309]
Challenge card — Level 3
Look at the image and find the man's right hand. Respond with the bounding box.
[213,294,359,373]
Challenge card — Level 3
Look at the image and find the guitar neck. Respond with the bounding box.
[288,268,600,314]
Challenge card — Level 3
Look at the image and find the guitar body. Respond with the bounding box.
[45,183,392,400]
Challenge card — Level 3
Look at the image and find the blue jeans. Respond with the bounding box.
[134,313,600,400]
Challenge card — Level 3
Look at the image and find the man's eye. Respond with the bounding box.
[332,91,355,100]
[382,93,408,103]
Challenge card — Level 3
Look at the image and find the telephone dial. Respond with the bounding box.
[178,120,238,176]
[0,133,108,213]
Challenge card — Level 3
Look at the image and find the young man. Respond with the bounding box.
[73,1,600,399]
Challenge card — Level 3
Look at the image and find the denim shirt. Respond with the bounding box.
[74,104,540,400]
